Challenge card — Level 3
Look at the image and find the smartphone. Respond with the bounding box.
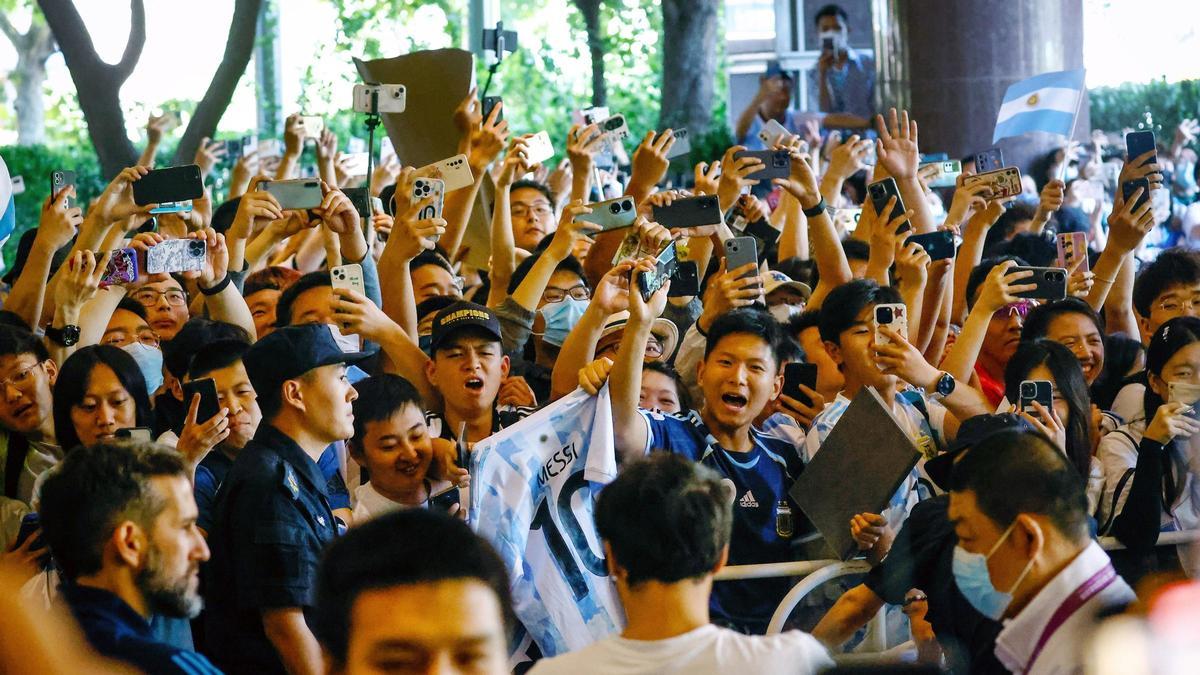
[523,131,555,164]
[667,260,699,297]
[651,194,722,229]
[258,138,284,159]
[298,115,324,140]
[100,248,139,285]
[961,167,1022,200]
[665,128,691,159]
[344,187,375,219]
[724,236,759,281]
[744,217,781,247]
[975,147,1004,172]
[145,239,206,274]
[331,263,366,297]
[821,35,835,54]
[412,178,446,221]
[259,179,323,210]
[576,195,637,231]
[920,159,962,188]
[758,119,790,147]
[734,149,791,180]
[904,231,956,261]
[637,242,679,302]
[598,114,630,143]
[10,175,24,195]
[873,303,908,346]
[1122,177,1150,212]
[1125,130,1157,168]
[867,177,907,229]
[351,84,406,114]
[14,513,50,568]
[1056,232,1089,274]
[782,363,818,408]
[1011,266,1068,301]
[224,135,254,161]
[50,169,77,209]
[482,95,503,123]
[132,165,204,206]
[1019,380,1054,414]
[181,378,221,423]
[115,427,154,441]
[340,151,369,177]
[1168,382,1200,415]
[420,154,473,191]
[832,207,862,232]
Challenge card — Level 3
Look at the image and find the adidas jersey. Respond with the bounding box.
[639,409,806,632]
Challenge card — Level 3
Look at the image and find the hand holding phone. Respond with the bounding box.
[782,363,818,409]
[181,378,222,423]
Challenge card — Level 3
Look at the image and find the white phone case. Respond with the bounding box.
[330,263,366,297]
[412,178,446,220]
[758,119,790,146]
[524,131,555,165]
[420,154,473,191]
[665,128,691,159]
[873,303,908,347]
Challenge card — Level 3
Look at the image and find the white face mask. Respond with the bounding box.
[769,303,801,324]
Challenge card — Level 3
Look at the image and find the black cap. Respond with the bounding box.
[244,324,370,397]
[924,413,1033,491]
[429,301,502,353]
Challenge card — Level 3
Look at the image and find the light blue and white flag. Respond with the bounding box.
[470,386,621,658]
[993,69,1086,144]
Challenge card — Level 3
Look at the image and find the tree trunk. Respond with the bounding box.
[173,0,263,164]
[658,0,719,134]
[0,12,57,146]
[37,0,145,178]
[572,0,606,108]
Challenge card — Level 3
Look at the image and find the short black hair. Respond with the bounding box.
[53,346,153,453]
[211,196,241,235]
[786,309,822,338]
[186,339,252,381]
[594,453,732,585]
[704,307,783,369]
[350,374,424,446]
[1132,247,1200,318]
[950,430,1089,542]
[990,233,1057,268]
[841,238,870,263]
[966,256,1028,309]
[275,271,332,327]
[1020,297,1103,343]
[814,3,848,26]
[415,295,459,324]
[0,323,50,362]
[39,441,186,580]
[314,509,514,666]
[163,319,252,379]
[507,251,587,295]
[642,361,693,414]
[818,279,901,344]
[509,179,555,207]
[115,297,148,321]
[411,249,455,277]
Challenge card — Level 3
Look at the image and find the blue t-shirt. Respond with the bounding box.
[640,409,807,633]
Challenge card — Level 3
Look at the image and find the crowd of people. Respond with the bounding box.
[2,3,1200,673]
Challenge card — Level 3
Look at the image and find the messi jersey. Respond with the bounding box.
[640,409,806,632]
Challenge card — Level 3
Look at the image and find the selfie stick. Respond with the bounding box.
[363,88,381,218]
[481,22,514,100]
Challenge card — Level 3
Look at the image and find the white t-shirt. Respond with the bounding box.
[527,624,833,675]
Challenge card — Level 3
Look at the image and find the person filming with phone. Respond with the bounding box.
[812,3,875,121]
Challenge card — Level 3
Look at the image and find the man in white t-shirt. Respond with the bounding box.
[529,454,832,675]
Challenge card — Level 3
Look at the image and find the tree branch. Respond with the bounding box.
[113,0,145,80]
[36,0,103,71]
[0,12,23,48]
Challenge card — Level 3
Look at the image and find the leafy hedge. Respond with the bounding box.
[1,144,105,270]
[1089,78,1200,137]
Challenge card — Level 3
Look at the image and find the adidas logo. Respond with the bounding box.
[738,490,759,508]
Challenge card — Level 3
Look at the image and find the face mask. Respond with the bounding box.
[951,520,1035,620]
[539,298,589,347]
[122,342,164,395]
[769,303,801,324]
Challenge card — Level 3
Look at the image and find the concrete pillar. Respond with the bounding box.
[875,0,1087,172]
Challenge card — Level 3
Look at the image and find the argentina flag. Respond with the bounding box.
[992,69,1086,144]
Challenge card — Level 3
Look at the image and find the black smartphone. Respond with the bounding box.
[734,149,791,180]
[1125,130,1157,168]
[482,96,503,123]
[1012,266,1067,301]
[1019,380,1053,414]
[14,513,50,568]
[867,177,907,231]
[50,169,77,209]
[1122,177,1150,212]
[132,165,204,205]
[782,362,818,408]
[667,260,699,297]
[637,242,679,302]
[181,378,221,422]
[975,147,1004,172]
[115,427,153,441]
[651,194,722,229]
[743,217,781,247]
[904,231,956,261]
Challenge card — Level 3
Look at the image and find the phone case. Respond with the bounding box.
[1056,232,1089,274]
[524,131,555,165]
[577,196,637,230]
[115,427,153,441]
[867,177,907,225]
[331,263,366,297]
[832,207,862,231]
[1168,381,1200,408]
[1019,380,1053,414]
[783,363,818,407]
[50,170,77,209]
[961,167,1022,200]
[1122,177,1150,212]
[757,119,790,147]
[904,231,956,261]
[665,128,691,159]
[724,237,758,280]
[260,179,323,210]
[873,303,908,346]
[975,148,1004,172]
[132,165,204,205]
[652,195,722,229]
[145,239,206,275]
[667,260,699,297]
[599,114,630,143]
[735,150,791,180]
[412,178,445,220]
[182,379,221,422]
[921,160,962,188]
[638,242,678,301]
[101,248,139,285]
[422,154,473,191]
[1012,267,1067,301]
[352,84,406,114]
[1125,131,1157,167]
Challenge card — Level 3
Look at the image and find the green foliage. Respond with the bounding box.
[1089,78,1200,137]
[0,144,104,269]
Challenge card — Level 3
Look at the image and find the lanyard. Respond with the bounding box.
[1024,564,1117,673]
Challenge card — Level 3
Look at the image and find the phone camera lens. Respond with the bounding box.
[877,307,893,323]
[610,203,621,214]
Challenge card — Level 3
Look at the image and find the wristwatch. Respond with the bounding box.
[931,372,956,400]
[45,324,81,347]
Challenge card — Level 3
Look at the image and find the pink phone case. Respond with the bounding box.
[100,248,139,285]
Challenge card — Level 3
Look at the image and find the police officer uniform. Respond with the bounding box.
[202,324,366,674]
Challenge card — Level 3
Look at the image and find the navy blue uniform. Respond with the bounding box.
[61,583,222,674]
[202,424,338,674]
[641,409,807,633]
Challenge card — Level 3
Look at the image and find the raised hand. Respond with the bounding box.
[314,182,360,235]
[146,113,172,144]
[316,129,338,164]
[193,137,227,179]
[332,287,398,342]
[771,149,822,209]
[630,130,676,189]
[453,87,483,134]
[875,108,920,180]
[187,227,229,288]
[1145,400,1200,444]
[497,376,537,408]
[38,185,83,252]
[546,201,601,261]
[973,260,1036,315]
[468,101,510,175]
[693,160,720,196]
[944,179,992,228]
[228,181,283,241]
[567,123,605,172]
[579,357,613,396]
[55,249,108,313]
[176,392,229,467]
[93,166,156,222]
[825,134,872,183]
[591,261,634,316]
[1106,184,1155,255]
[717,146,764,211]
[698,258,762,333]
[283,113,304,156]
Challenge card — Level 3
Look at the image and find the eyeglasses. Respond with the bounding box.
[0,360,46,390]
[542,285,591,304]
[511,203,554,219]
[993,300,1036,320]
[132,288,188,307]
[1157,295,1200,314]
